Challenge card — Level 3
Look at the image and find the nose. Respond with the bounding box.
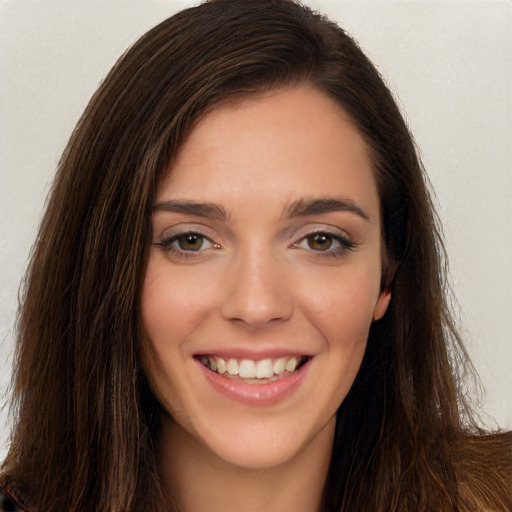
[220,248,294,328]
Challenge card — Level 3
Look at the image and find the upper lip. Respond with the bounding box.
[193,348,313,360]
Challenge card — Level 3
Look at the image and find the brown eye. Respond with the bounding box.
[306,233,333,251]
[177,233,205,251]
[291,230,354,257]
[155,231,218,256]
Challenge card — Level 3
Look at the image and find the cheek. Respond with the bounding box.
[302,267,379,404]
[139,261,211,415]
[296,264,381,341]
[141,259,219,346]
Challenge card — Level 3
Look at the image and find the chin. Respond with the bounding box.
[183,410,337,472]
[207,435,305,470]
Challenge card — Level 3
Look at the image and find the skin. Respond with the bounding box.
[141,85,391,511]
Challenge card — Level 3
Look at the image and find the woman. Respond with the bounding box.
[1,1,510,510]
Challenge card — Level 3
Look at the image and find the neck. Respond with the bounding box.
[158,417,335,512]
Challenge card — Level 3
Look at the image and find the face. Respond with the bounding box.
[141,85,390,470]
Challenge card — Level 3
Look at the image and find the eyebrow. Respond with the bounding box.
[152,197,369,222]
[153,200,229,220]
[285,197,370,221]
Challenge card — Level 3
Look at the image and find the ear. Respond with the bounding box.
[373,289,391,321]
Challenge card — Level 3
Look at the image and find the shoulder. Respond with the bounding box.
[455,432,512,511]
[0,475,31,512]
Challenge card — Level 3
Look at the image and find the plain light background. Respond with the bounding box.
[1,0,511,460]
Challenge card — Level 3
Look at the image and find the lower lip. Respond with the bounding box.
[197,359,310,406]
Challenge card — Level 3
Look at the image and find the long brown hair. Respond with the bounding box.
[4,1,510,511]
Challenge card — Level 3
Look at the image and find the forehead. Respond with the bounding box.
[157,86,380,221]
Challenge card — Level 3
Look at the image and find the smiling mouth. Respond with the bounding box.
[196,355,311,382]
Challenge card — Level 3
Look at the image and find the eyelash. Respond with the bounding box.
[155,231,219,259]
[155,229,355,260]
[290,230,355,258]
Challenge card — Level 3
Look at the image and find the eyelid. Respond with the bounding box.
[289,225,356,254]
[156,233,216,249]
[154,223,218,242]
[289,224,353,243]
[154,224,221,258]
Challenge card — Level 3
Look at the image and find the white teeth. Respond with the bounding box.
[201,355,305,379]
[239,359,256,378]
[256,359,273,378]
[227,359,239,375]
[216,357,226,374]
[285,357,298,372]
[273,358,286,375]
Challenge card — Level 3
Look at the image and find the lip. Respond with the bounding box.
[195,348,310,360]
[196,356,311,406]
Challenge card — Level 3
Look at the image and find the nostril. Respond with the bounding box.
[221,289,295,327]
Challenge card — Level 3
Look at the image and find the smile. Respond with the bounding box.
[197,355,310,382]
[196,353,312,406]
